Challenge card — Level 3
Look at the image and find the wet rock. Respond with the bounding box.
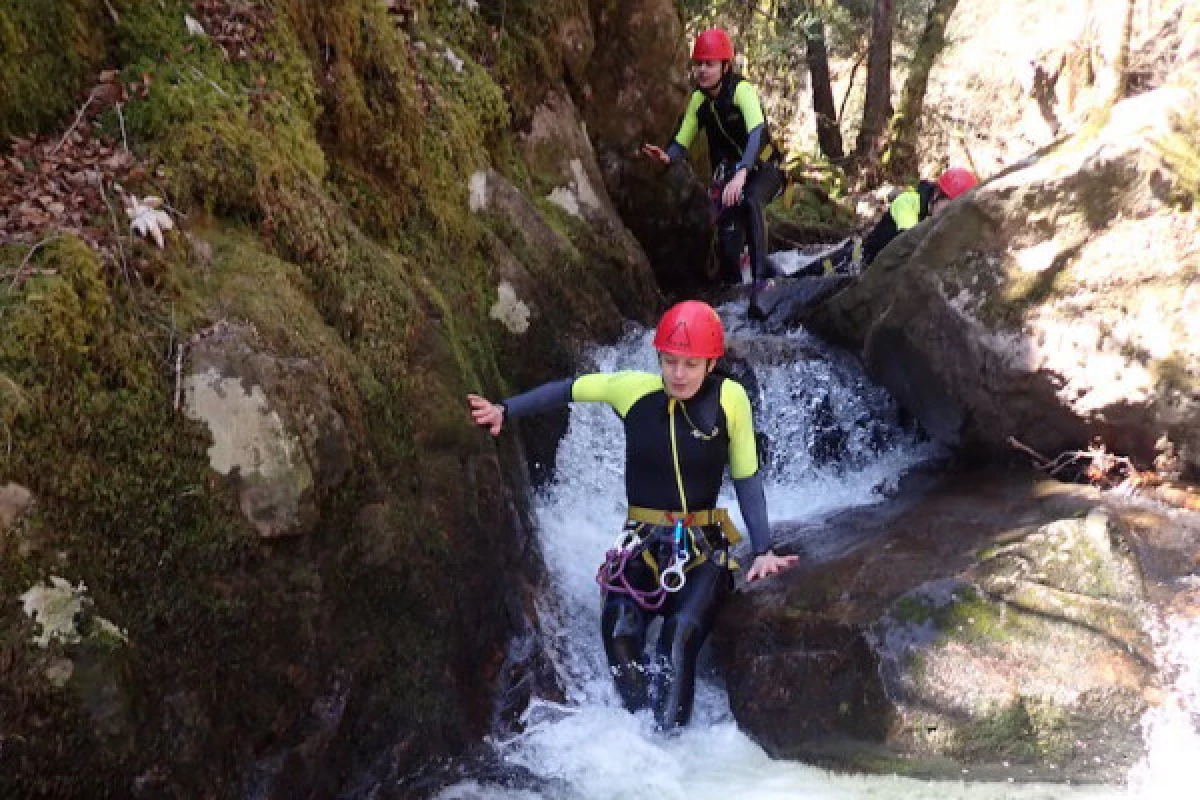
[716,469,1162,783]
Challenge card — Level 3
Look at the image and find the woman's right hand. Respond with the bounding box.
[467,393,505,436]
[640,143,671,165]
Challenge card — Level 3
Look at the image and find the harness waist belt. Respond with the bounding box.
[625,506,744,545]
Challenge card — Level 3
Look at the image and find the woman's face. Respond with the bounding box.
[693,59,725,91]
[660,353,713,400]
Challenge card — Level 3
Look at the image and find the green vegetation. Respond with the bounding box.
[0,1,654,795]
[0,0,109,139]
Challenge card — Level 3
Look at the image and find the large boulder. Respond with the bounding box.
[806,82,1200,475]
[716,470,1159,783]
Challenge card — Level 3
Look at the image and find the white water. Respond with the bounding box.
[435,314,1198,800]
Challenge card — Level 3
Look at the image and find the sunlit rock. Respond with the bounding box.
[806,80,1200,475]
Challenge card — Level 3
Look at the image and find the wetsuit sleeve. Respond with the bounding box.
[721,379,772,553]
[735,124,765,173]
[720,379,758,480]
[734,473,772,555]
[571,371,663,417]
[890,189,922,231]
[671,91,706,154]
[501,378,575,418]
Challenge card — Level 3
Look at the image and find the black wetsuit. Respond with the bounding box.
[501,370,774,728]
[804,180,943,277]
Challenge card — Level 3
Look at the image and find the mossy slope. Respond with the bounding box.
[0,0,655,795]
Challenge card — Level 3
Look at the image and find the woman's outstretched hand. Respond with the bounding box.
[640,143,671,165]
[721,167,748,209]
[467,393,505,436]
[745,550,799,582]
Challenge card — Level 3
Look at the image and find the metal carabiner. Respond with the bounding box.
[659,521,690,593]
[611,527,640,553]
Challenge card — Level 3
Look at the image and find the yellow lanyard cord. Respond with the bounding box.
[667,398,689,514]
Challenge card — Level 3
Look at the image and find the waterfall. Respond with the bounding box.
[430,310,1186,800]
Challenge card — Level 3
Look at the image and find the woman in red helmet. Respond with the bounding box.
[641,28,784,295]
[857,167,979,265]
[468,300,797,729]
[801,167,979,277]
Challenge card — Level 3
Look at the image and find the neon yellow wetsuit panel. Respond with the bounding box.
[570,371,757,511]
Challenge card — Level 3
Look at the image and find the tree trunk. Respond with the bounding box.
[883,0,960,180]
[855,0,896,177]
[804,15,844,160]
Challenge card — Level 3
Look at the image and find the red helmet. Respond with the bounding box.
[692,28,734,62]
[653,300,725,359]
[936,167,978,199]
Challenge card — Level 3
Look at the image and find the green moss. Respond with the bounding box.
[0,0,647,793]
[952,696,1073,764]
[0,237,260,795]
[935,586,1011,643]
[0,0,110,139]
[116,10,325,220]
[891,594,938,625]
[767,186,857,240]
[952,697,1040,763]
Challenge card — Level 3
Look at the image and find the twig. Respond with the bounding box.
[52,89,98,155]
[190,66,229,97]
[1,268,57,278]
[173,339,186,411]
[954,130,981,179]
[838,49,868,125]
[98,181,132,288]
[8,236,60,289]
[117,102,129,153]
[1007,435,1051,467]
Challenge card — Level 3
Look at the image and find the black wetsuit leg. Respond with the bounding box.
[651,557,731,729]
[741,162,784,283]
[715,208,746,283]
[601,554,656,712]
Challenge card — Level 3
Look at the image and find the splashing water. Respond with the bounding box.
[1127,582,1200,798]
[435,313,1188,800]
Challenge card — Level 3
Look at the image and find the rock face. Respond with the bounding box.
[183,323,352,538]
[569,0,713,288]
[806,82,1200,476]
[716,471,1156,783]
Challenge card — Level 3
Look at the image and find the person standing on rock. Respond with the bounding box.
[641,28,785,308]
[467,300,798,730]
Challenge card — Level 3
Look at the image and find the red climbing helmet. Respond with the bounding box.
[692,28,735,62]
[936,167,979,199]
[653,300,725,359]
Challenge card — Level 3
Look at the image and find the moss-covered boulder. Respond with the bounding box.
[0,0,658,796]
[716,470,1158,783]
[805,79,1200,475]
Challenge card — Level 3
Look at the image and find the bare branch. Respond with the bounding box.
[8,236,60,290]
[52,89,99,156]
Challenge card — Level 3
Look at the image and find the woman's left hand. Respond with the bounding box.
[721,167,748,208]
[745,550,799,582]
